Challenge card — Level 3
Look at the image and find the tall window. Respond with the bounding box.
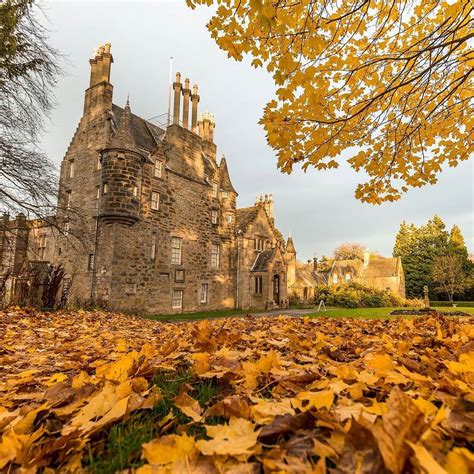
[103,183,109,195]
[211,209,218,225]
[154,160,163,178]
[69,160,74,178]
[64,222,70,236]
[96,186,100,199]
[97,154,102,170]
[255,276,263,294]
[211,244,220,268]
[151,192,160,210]
[151,233,157,260]
[38,235,47,260]
[332,273,338,284]
[212,182,218,198]
[172,289,183,309]
[133,186,138,197]
[171,237,182,265]
[200,283,209,304]
[66,191,72,209]
[254,238,264,251]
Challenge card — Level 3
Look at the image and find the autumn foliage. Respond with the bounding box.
[0,308,473,472]
[188,0,474,203]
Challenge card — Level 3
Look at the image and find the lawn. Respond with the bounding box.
[304,306,474,319]
[142,305,474,321]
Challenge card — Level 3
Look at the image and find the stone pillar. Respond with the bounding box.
[173,72,182,125]
[191,84,199,133]
[209,120,215,142]
[182,78,191,129]
[202,116,210,141]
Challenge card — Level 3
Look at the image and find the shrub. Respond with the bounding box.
[314,283,405,308]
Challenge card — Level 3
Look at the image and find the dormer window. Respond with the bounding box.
[221,191,228,199]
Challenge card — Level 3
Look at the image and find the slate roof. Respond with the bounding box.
[236,206,260,233]
[218,157,237,194]
[112,104,165,153]
[251,249,275,272]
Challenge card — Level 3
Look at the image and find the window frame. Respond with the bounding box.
[172,289,184,309]
[171,237,182,265]
[151,191,160,210]
[154,160,163,178]
[255,276,263,294]
[211,209,218,225]
[212,182,219,198]
[211,243,220,269]
[200,283,209,304]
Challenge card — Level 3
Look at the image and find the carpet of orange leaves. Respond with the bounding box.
[0,308,473,473]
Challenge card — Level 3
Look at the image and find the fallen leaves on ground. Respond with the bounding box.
[0,308,473,473]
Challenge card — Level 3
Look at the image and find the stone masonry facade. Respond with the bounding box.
[0,44,292,314]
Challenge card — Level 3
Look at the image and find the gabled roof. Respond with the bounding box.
[362,257,400,277]
[111,103,164,153]
[252,249,275,272]
[235,206,260,233]
[218,156,237,194]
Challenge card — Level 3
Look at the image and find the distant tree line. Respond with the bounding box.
[393,216,473,301]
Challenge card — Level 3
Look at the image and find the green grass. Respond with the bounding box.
[85,369,220,474]
[142,308,263,321]
[303,306,474,319]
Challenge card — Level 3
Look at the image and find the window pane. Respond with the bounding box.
[172,289,183,308]
[200,283,208,303]
[155,160,162,178]
[211,244,219,268]
[151,192,160,210]
[171,237,182,265]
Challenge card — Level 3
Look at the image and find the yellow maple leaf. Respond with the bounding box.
[196,417,260,457]
[407,441,447,474]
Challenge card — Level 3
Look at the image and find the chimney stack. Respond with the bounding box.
[89,42,113,87]
[173,72,182,125]
[182,78,191,129]
[313,255,318,272]
[191,84,199,133]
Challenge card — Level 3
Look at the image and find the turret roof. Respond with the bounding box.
[286,236,296,254]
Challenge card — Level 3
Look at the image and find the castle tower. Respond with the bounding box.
[98,99,147,225]
[285,235,297,287]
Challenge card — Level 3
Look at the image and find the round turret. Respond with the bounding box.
[98,100,145,226]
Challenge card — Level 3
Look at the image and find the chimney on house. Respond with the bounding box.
[363,249,370,266]
[313,255,318,272]
[263,194,274,221]
[198,112,215,142]
[84,43,114,116]
[191,84,199,133]
[173,72,182,125]
[89,42,113,87]
[182,78,191,129]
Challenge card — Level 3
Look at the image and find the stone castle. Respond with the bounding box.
[0,44,297,313]
[0,44,405,312]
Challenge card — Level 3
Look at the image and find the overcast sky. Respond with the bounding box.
[41,1,473,260]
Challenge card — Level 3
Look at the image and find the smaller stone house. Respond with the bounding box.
[317,251,406,298]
